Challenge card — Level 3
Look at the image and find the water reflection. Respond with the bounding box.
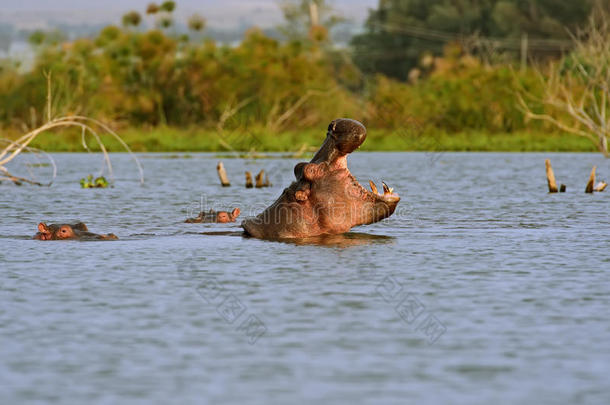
[279,232,395,247]
[198,230,395,247]
[199,231,244,237]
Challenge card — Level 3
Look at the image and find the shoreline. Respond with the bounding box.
[4,127,598,154]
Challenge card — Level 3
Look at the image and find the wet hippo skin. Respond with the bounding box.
[241,119,400,239]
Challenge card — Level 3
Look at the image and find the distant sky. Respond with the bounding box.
[0,0,379,29]
[1,0,276,11]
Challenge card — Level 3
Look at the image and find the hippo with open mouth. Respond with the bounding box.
[241,118,400,239]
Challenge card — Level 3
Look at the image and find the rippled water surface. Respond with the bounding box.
[1,152,609,404]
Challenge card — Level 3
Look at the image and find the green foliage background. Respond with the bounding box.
[0,0,604,152]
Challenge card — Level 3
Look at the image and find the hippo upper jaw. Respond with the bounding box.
[242,118,400,239]
[309,118,367,167]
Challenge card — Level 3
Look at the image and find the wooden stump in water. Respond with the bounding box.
[594,181,607,192]
[255,170,266,188]
[217,161,230,187]
[585,166,596,193]
[545,159,558,193]
[245,171,253,188]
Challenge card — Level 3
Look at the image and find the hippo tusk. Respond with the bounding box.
[382,181,394,195]
[369,180,378,195]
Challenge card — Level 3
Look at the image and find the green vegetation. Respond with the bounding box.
[517,14,610,156]
[7,126,595,153]
[80,175,109,188]
[1,0,609,153]
[352,0,602,79]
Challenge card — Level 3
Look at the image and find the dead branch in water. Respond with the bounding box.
[0,167,43,185]
[585,166,596,193]
[0,140,57,186]
[255,170,267,188]
[1,73,143,186]
[545,159,558,193]
[217,161,230,186]
[245,171,253,188]
[584,165,607,192]
[0,116,144,186]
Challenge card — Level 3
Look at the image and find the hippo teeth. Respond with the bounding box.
[382,181,394,195]
[369,180,378,195]
[368,180,395,196]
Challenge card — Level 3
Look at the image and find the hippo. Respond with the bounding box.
[185,208,241,223]
[34,222,118,240]
[241,118,400,239]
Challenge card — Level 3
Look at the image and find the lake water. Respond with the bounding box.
[1,152,609,404]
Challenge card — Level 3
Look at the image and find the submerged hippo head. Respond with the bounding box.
[242,118,400,239]
[185,208,241,223]
[34,222,118,240]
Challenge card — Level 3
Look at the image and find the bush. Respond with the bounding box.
[0,19,556,140]
[365,53,547,134]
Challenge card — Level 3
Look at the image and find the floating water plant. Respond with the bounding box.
[80,175,109,188]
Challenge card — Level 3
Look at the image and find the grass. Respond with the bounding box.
[3,126,598,153]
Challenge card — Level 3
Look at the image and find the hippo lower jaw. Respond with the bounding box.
[241,118,400,239]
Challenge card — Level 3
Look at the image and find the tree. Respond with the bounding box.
[518,12,610,157]
[188,14,206,32]
[159,18,173,29]
[122,11,142,28]
[159,1,176,13]
[146,3,160,14]
[352,0,597,80]
[278,0,344,43]
[28,30,46,46]
[156,1,176,30]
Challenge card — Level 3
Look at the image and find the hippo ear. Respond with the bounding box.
[231,208,240,219]
[294,162,307,180]
[38,222,48,233]
[73,222,88,231]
